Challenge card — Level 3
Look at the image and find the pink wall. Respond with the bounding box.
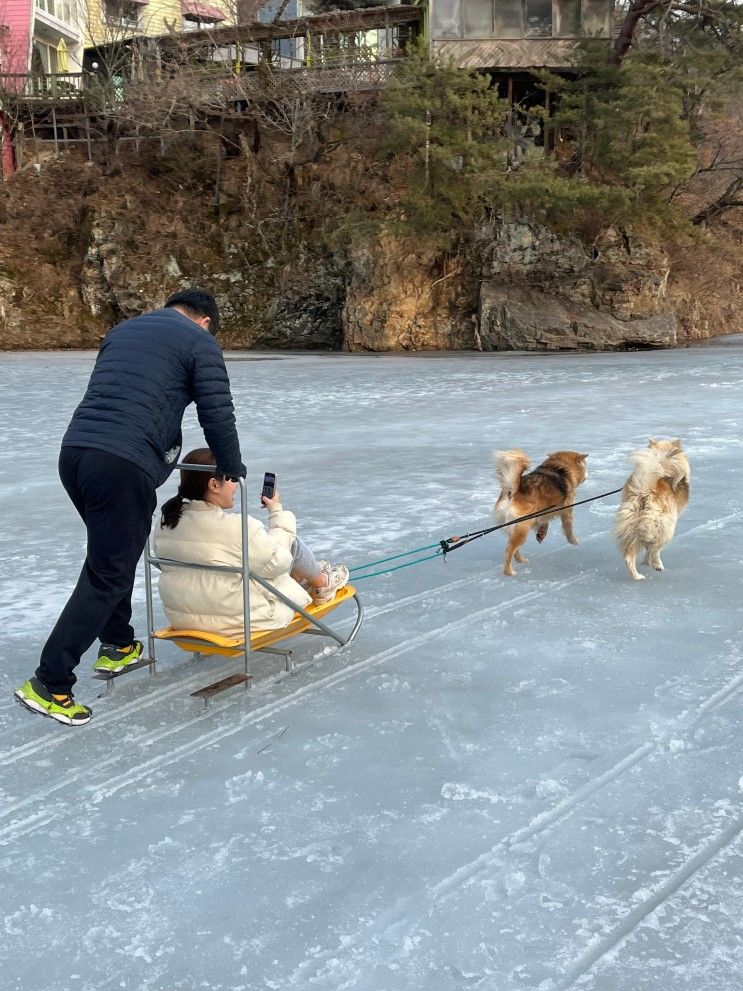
[1,0,32,176]
[1,0,33,74]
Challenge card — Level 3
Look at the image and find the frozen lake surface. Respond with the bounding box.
[0,341,741,991]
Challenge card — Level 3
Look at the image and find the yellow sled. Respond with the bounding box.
[154,585,362,701]
[96,464,363,702]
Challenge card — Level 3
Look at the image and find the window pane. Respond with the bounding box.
[526,0,552,36]
[493,0,522,38]
[581,0,610,36]
[463,0,493,37]
[554,0,580,36]
[431,0,463,40]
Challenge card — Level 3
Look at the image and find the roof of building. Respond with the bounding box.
[156,3,422,47]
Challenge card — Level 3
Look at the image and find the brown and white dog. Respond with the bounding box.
[493,450,588,576]
[614,438,690,581]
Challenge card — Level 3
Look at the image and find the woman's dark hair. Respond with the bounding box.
[164,288,220,335]
[160,448,219,529]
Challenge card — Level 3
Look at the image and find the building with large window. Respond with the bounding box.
[430,0,613,69]
[84,0,235,48]
[1,0,84,75]
[0,0,237,79]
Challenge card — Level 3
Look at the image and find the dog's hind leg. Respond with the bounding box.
[514,548,529,564]
[560,508,579,546]
[504,524,530,576]
[646,544,664,571]
[623,545,645,580]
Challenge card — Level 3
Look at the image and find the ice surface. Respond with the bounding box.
[0,341,741,991]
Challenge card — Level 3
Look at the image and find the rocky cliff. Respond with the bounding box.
[0,156,739,351]
[477,222,678,351]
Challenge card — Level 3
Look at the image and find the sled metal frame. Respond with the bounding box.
[96,464,363,702]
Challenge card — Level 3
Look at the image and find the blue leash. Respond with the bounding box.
[350,548,444,581]
[348,486,623,581]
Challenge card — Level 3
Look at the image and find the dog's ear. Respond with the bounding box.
[671,438,682,449]
[579,453,588,461]
[648,438,657,447]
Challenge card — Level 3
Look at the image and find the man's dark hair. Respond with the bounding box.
[164,289,220,335]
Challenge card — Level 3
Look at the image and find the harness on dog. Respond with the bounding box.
[526,465,570,497]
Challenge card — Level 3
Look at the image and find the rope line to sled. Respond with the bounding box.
[348,542,442,574]
[439,487,624,556]
[349,487,624,581]
[349,551,445,581]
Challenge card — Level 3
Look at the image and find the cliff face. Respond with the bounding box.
[477,223,678,351]
[0,156,739,351]
[343,236,474,351]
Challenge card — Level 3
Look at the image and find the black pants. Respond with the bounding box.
[36,447,157,694]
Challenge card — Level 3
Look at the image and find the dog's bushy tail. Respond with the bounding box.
[627,445,688,497]
[493,450,530,500]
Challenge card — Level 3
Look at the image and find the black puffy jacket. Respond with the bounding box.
[62,308,246,486]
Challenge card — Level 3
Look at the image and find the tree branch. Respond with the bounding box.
[691,173,743,224]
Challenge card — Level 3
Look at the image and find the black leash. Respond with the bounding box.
[439,487,624,556]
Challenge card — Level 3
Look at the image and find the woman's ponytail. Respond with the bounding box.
[160,491,186,529]
[158,447,217,529]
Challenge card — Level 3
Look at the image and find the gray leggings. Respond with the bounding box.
[290,537,321,583]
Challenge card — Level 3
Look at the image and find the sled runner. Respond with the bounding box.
[94,466,363,701]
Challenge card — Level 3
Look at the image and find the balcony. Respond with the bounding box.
[0,72,89,101]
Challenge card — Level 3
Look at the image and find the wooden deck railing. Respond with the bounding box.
[0,72,89,100]
[0,51,408,107]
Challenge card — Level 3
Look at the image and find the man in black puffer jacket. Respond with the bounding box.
[14,289,246,727]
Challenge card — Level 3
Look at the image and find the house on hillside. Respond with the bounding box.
[82,0,307,78]
[429,0,614,152]
[85,0,234,50]
[83,0,236,77]
[0,0,240,81]
[0,0,84,76]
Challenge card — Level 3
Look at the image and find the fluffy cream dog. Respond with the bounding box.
[614,439,690,581]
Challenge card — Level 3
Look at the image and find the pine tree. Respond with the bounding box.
[547,46,696,231]
[379,47,511,246]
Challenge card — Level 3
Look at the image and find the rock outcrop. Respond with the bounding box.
[0,157,738,352]
[480,286,677,351]
[343,235,474,351]
[477,222,678,351]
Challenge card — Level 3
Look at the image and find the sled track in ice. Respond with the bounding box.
[550,808,743,989]
[279,656,743,989]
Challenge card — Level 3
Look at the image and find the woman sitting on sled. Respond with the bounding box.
[154,448,349,636]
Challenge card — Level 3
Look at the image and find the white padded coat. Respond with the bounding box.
[154,500,312,636]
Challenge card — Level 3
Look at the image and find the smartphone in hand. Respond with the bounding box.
[261,472,276,503]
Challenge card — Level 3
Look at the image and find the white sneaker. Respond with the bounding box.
[313,563,350,605]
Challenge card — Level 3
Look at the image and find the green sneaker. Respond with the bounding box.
[93,640,144,674]
[14,677,92,726]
